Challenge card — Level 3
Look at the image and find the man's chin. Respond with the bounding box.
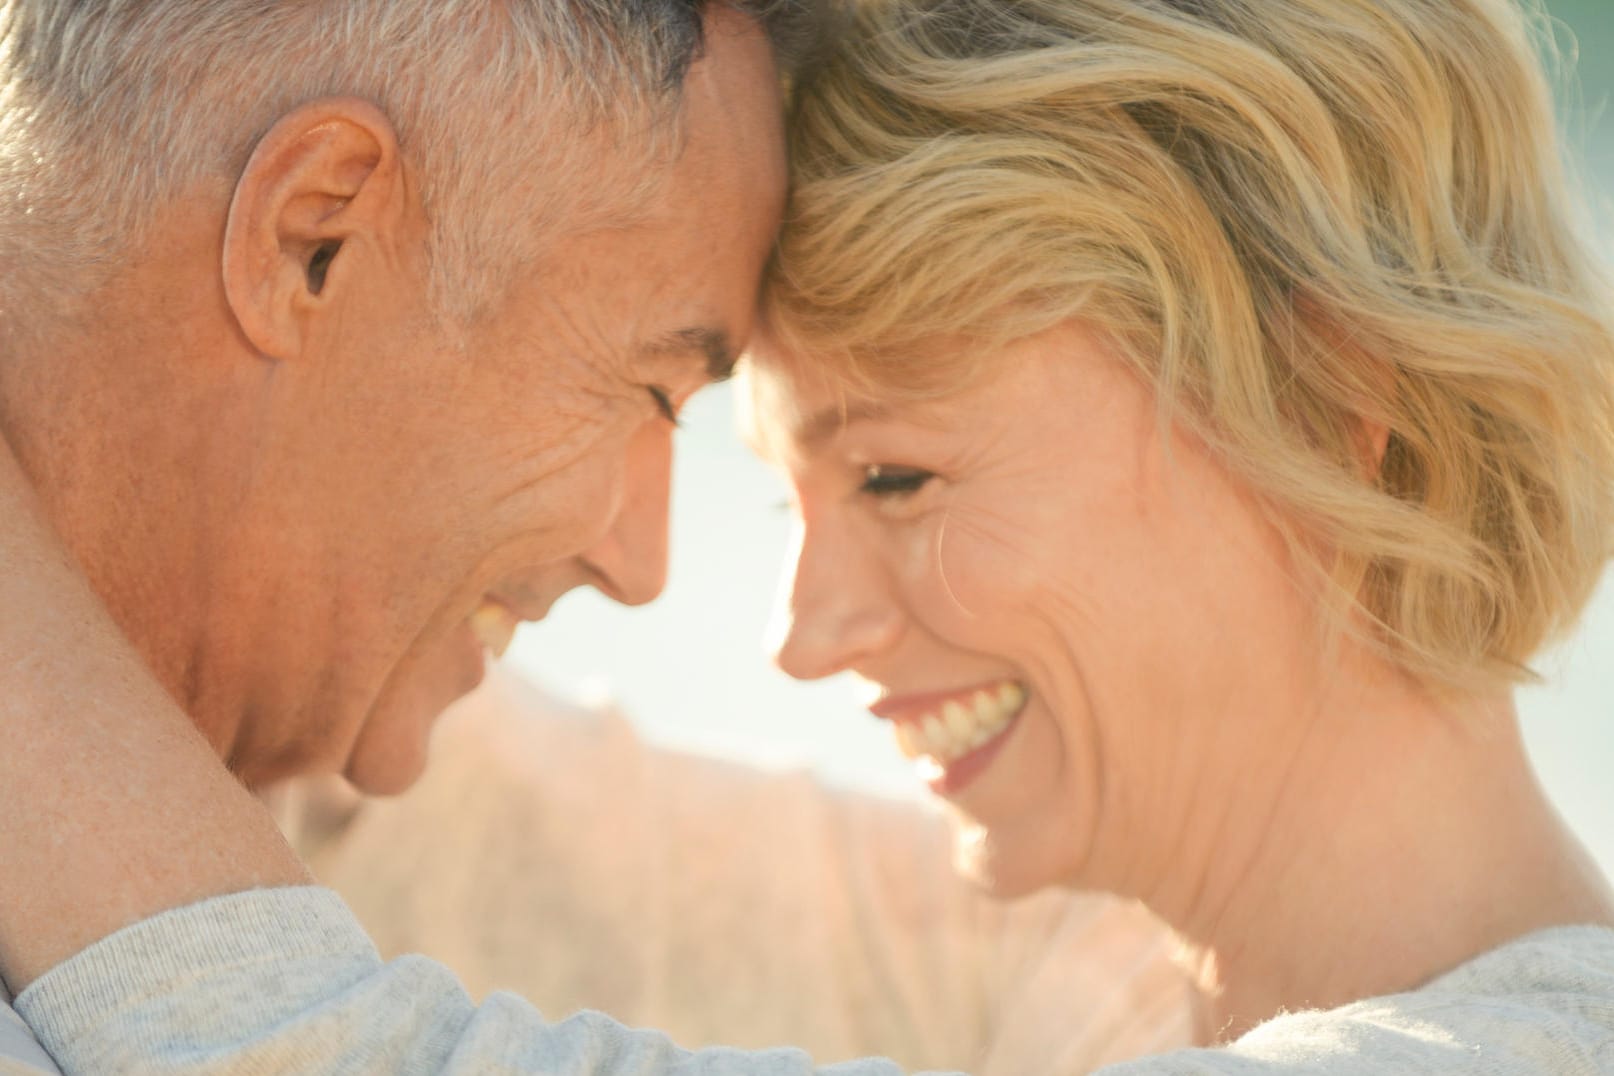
[345,674,484,800]
[331,613,490,794]
[341,694,448,795]
[342,741,431,796]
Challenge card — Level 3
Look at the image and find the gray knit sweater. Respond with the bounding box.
[8,887,1614,1074]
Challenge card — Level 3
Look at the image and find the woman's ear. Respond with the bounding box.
[1359,412,1391,478]
[221,97,406,361]
[1294,296,1394,479]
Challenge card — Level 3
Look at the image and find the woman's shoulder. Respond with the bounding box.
[1095,925,1614,1074]
[1421,923,1614,1000]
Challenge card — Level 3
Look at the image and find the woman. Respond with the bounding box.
[746,0,1614,1066]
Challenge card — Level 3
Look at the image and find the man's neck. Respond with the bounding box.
[0,302,247,758]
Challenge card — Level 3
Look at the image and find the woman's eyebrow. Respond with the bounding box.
[793,401,893,451]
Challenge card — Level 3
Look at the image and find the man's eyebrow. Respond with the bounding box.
[641,326,738,383]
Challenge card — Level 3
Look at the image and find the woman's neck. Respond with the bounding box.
[1154,680,1614,1039]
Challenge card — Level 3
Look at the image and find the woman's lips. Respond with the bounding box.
[871,680,1028,795]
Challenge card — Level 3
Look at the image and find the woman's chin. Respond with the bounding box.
[948,814,1081,900]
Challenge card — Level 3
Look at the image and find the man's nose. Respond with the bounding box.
[768,514,903,681]
[579,424,672,607]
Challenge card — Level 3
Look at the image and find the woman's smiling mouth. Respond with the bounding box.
[871,680,1028,795]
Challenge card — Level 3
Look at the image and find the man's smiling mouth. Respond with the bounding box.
[468,599,520,658]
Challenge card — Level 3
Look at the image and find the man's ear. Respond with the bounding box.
[221,97,406,361]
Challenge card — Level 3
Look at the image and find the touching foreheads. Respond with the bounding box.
[0,0,824,334]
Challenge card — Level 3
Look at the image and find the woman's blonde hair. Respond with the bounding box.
[763,0,1614,691]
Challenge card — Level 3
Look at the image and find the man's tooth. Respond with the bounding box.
[922,714,949,754]
[470,603,517,659]
[494,623,518,659]
[943,700,972,742]
[470,604,500,646]
[969,724,995,749]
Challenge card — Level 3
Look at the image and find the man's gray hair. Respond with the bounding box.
[0,0,823,333]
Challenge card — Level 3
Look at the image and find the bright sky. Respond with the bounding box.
[510,0,1614,881]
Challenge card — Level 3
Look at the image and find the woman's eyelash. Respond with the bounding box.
[860,465,935,497]
[647,385,681,427]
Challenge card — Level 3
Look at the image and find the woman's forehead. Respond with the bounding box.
[735,355,859,464]
[740,330,1066,466]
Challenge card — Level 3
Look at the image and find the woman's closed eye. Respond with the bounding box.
[860,465,935,498]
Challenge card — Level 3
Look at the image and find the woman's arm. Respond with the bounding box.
[0,443,310,991]
[15,887,916,1075]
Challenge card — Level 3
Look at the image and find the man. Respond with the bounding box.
[0,0,793,799]
[0,1,845,1069]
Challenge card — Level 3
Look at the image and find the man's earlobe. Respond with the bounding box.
[220,97,404,361]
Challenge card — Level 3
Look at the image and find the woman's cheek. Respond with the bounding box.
[900,502,1052,630]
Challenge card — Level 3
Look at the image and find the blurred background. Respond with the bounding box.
[511,0,1614,878]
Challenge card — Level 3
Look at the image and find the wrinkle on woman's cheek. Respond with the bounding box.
[927,496,1110,700]
[923,500,1049,614]
[892,514,942,603]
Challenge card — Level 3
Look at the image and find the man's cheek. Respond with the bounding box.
[493,433,631,548]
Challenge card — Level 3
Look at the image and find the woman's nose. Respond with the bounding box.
[768,514,903,681]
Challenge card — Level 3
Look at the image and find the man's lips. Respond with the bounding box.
[467,588,561,659]
[486,587,559,624]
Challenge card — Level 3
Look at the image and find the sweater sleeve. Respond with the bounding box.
[0,993,60,1074]
[272,670,1197,1073]
[14,886,938,1076]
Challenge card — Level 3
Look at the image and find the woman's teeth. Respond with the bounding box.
[469,601,519,658]
[892,682,1026,765]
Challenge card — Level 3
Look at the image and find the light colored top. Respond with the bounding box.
[13,670,1608,1073]
[14,890,1614,1075]
[1097,925,1614,1074]
[0,982,59,1075]
[17,885,928,1075]
[269,669,1198,1073]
